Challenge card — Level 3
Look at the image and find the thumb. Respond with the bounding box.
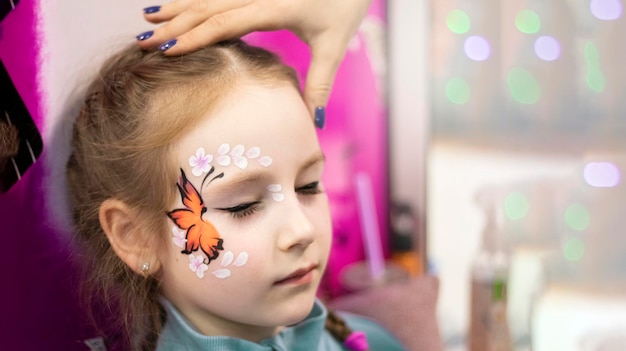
[304,39,347,120]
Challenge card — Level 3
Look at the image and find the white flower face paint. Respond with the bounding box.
[212,251,249,279]
[172,226,187,248]
[189,254,209,279]
[189,147,213,176]
[189,144,272,174]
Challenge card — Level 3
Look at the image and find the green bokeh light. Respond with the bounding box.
[505,192,529,220]
[516,10,541,34]
[565,204,590,231]
[447,10,471,34]
[446,78,471,104]
[563,238,585,261]
[587,67,606,93]
[584,41,600,66]
[507,67,541,104]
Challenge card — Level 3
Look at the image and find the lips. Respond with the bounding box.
[274,264,317,285]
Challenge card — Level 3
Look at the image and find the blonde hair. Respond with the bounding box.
[67,40,298,350]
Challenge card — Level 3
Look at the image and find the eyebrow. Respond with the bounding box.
[206,151,326,194]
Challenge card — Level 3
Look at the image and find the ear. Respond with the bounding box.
[99,199,162,275]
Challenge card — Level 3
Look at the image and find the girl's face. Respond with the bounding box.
[159,83,332,341]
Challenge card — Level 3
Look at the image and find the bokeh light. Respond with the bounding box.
[565,204,590,231]
[587,66,606,92]
[590,0,623,20]
[515,10,541,34]
[447,9,471,34]
[464,36,491,61]
[446,78,471,104]
[584,41,606,93]
[583,162,621,187]
[504,192,529,220]
[507,67,541,104]
[563,237,585,261]
[585,41,600,66]
[534,36,561,61]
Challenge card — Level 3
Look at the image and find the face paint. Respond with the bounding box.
[167,169,225,265]
[212,251,249,279]
[171,226,187,248]
[189,147,213,176]
[267,184,285,202]
[188,254,209,279]
[172,144,272,279]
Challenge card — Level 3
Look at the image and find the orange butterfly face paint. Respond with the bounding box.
[167,168,224,262]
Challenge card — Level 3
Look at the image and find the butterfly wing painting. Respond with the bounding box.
[167,169,224,261]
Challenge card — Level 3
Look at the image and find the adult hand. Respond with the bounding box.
[136,0,372,119]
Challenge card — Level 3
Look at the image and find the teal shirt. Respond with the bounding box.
[157,299,406,351]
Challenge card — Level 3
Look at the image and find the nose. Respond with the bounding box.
[276,199,316,251]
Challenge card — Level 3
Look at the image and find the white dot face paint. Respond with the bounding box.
[267,184,285,202]
[259,156,273,167]
[211,251,249,279]
[246,147,260,159]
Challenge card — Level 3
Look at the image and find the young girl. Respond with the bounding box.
[66,40,404,350]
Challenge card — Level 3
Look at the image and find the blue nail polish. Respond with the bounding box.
[143,6,161,14]
[159,39,177,52]
[136,30,154,41]
[314,107,326,129]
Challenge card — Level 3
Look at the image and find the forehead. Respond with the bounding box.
[173,84,318,171]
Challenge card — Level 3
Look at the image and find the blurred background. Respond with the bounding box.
[389,0,626,350]
[1,0,625,350]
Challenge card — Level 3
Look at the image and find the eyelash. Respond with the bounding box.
[221,202,261,219]
[297,181,322,195]
[221,181,322,219]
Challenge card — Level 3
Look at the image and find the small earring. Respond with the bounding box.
[140,262,150,274]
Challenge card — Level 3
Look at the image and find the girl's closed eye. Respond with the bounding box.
[218,201,261,219]
[297,181,322,195]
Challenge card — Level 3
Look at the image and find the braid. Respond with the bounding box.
[325,308,354,341]
[325,306,369,351]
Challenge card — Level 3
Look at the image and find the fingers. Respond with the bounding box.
[304,39,347,122]
[161,5,273,55]
[137,0,256,52]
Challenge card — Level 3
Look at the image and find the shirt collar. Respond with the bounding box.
[158,298,328,351]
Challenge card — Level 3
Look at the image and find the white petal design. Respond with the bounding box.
[233,252,249,267]
[267,184,282,192]
[216,155,231,166]
[233,156,248,169]
[212,269,232,279]
[217,143,230,155]
[258,156,272,167]
[272,193,285,202]
[231,144,245,157]
[246,147,261,159]
[196,265,208,279]
[221,251,234,266]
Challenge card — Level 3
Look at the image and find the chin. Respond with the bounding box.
[278,293,318,326]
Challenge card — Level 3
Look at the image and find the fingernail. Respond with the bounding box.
[136,30,154,41]
[159,39,177,52]
[314,107,326,129]
[143,6,161,14]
